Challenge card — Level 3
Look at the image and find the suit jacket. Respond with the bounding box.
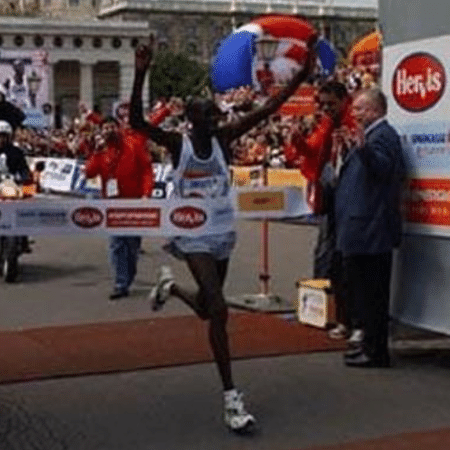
[0,143,31,182]
[334,119,406,256]
[0,101,25,131]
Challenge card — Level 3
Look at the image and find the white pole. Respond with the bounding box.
[230,0,236,31]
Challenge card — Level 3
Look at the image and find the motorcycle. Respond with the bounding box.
[0,153,33,283]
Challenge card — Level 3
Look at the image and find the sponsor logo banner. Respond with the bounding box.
[106,208,160,228]
[170,206,207,229]
[16,208,68,227]
[404,178,450,226]
[0,186,310,236]
[384,36,450,236]
[237,191,285,212]
[72,207,104,229]
[393,52,446,112]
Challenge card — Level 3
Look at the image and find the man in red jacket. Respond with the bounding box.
[84,117,154,299]
[284,81,359,341]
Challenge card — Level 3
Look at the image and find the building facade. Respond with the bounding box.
[0,0,377,123]
[0,18,149,122]
[98,0,378,63]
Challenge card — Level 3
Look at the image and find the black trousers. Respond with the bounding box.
[342,252,393,359]
[314,216,350,329]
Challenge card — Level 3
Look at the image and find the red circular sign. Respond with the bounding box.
[392,52,446,112]
[170,206,207,229]
[72,207,103,228]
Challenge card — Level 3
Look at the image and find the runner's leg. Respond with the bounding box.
[170,256,229,318]
[170,253,233,390]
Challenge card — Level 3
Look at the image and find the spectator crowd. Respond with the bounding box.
[12,62,378,171]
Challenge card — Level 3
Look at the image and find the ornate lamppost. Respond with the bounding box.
[27,70,42,108]
[148,33,157,109]
[255,37,278,63]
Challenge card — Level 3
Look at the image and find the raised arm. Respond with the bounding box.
[219,46,315,146]
[129,36,180,155]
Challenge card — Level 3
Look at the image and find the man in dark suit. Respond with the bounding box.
[333,88,405,368]
[0,88,25,132]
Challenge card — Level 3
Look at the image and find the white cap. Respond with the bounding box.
[0,120,13,135]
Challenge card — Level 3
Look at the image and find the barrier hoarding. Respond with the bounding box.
[382,0,450,335]
[231,166,307,188]
[0,186,311,236]
[384,36,450,238]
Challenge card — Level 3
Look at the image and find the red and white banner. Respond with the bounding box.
[384,35,450,237]
[0,187,311,236]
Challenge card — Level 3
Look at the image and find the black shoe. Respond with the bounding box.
[344,352,391,368]
[109,288,129,300]
[344,347,363,359]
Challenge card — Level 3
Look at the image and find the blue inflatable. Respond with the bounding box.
[210,31,256,93]
[316,38,337,77]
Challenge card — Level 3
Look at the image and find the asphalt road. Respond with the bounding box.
[0,220,318,330]
[1,221,450,449]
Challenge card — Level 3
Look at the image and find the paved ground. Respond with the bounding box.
[2,351,450,450]
[0,220,317,329]
[0,220,450,449]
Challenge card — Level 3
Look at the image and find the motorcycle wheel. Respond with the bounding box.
[2,255,18,282]
[1,238,20,283]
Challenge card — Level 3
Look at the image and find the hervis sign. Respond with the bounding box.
[392,52,446,112]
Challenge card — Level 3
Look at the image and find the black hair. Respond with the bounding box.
[102,116,119,125]
[318,81,348,100]
[185,97,222,121]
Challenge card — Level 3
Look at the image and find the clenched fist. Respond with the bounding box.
[135,34,155,73]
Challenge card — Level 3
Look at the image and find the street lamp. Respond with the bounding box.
[230,0,236,31]
[27,70,41,108]
[148,33,157,109]
[149,61,155,109]
[255,37,278,62]
[253,36,280,304]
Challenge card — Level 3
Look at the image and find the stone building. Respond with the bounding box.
[98,0,378,63]
[0,0,377,123]
[0,17,149,122]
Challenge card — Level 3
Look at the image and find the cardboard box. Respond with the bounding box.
[296,279,336,328]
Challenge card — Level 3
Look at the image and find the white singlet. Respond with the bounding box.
[165,134,236,260]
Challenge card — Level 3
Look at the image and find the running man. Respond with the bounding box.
[130,36,315,432]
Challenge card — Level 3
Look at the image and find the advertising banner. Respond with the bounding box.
[0,49,49,128]
[230,166,307,188]
[39,158,80,193]
[0,186,311,236]
[384,36,450,237]
[32,159,173,199]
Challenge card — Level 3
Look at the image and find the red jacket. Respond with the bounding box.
[284,99,356,213]
[147,104,172,126]
[84,129,153,198]
[284,99,356,182]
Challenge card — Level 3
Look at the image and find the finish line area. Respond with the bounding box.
[1,171,450,450]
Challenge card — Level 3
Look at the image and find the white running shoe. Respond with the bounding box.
[148,266,174,311]
[328,323,347,340]
[348,329,364,344]
[223,389,256,432]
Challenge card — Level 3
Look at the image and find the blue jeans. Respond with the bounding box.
[109,236,142,291]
